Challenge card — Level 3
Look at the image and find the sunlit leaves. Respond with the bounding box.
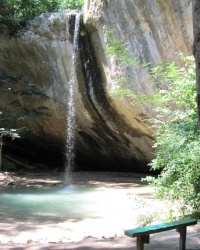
[0,128,22,140]
[104,29,139,67]
[0,0,84,33]
[143,56,200,212]
[104,27,199,213]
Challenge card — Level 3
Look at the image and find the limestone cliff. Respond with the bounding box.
[0,0,193,172]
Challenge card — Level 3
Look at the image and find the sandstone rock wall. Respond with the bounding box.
[0,0,193,172]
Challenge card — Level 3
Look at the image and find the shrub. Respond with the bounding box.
[143,56,200,213]
[105,29,199,213]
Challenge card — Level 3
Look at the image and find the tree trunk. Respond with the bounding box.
[193,1,200,129]
[0,135,3,171]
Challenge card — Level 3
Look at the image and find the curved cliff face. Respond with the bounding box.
[0,0,193,172]
[81,0,193,170]
[0,12,76,169]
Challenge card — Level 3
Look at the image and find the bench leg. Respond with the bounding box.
[176,226,187,250]
[136,235,149,250]
[137,236,144,250]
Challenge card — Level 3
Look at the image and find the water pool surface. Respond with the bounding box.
[0,185,130,223]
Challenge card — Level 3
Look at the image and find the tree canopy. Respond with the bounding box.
[0,0,83,33]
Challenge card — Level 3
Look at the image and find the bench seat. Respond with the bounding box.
[124,218,197,250]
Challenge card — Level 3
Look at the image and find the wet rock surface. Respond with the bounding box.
[0,0,193,172]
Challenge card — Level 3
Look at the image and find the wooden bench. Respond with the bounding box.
[124,218,197,250]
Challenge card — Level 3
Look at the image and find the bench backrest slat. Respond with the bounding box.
[124,219,197,238]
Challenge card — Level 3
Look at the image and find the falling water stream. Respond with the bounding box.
[0,13,157,245]
[65,13,81,182]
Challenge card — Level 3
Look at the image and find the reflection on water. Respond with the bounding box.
[0,185,127,223]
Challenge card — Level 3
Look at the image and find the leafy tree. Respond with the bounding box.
[143,56,200,214]
[0,0,83,33]
[105,29,199,215]
[58,0,84,11]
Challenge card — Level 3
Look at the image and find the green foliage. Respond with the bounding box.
[104,29,146,98]
[126,56,199,213]
[115,54,199,213]
[105,29,199,215]
[0,127,27,142]
[57,0,83,11]
[0,126,26,171]
[0,0,83,33]
[141,56,200,213]
[104,29,138,67]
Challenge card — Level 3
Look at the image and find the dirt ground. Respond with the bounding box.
[0,171,199,250]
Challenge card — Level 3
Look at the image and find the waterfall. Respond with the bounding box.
[65,13,80,182]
